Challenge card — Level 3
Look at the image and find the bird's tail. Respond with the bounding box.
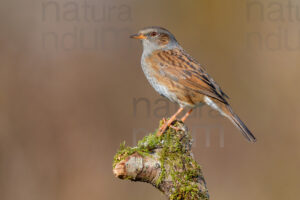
[224,105,256,143]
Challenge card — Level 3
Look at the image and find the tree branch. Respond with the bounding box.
[113,120,209,200]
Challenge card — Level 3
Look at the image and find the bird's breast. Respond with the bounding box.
[141,53,179,103]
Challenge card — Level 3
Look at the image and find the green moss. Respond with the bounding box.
[155,120,209,200]
[113,141,150,168]
[113,129,162,168]
[113,120,209,200]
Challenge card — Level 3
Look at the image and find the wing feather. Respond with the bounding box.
[152,49,229,104]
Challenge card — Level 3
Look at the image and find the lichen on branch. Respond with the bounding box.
[113,120,209,200]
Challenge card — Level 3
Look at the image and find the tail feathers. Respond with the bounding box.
[225,105,256,143]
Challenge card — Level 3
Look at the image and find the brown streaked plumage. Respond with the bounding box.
[130,26,256,142]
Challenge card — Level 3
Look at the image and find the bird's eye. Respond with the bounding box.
[150,32,157,37]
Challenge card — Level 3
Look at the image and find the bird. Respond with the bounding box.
[130,26,256,142]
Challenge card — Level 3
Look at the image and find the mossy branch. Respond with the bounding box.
[113,120,209,200]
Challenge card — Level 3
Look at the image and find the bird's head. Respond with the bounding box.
[130,26,179,51]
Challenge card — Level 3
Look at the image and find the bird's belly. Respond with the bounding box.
[141,60,178,103]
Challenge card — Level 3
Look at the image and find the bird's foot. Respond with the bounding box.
[169,125,183,132]
[157,118,175,136]
[157,108,185,137]
[157,118,183,136]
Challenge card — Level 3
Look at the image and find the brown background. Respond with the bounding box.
[1,0,300,199]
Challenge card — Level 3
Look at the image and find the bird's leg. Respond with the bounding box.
[157,107,184,136]
[170,109,193,131]
[181,109,193,122]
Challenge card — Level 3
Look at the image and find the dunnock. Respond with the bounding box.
[130,26,256,142]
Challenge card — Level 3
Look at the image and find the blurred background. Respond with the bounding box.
[1,0,300,199]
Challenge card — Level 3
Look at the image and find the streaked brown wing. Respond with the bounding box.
[151,48,229,104]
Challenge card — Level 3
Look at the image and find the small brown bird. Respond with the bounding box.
[130,26,256,142]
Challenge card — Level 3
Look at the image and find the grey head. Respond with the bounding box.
[130,26,180,54]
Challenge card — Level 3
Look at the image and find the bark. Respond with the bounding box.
[113,120,209,200]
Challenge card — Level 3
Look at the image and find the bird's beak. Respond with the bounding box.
[130,33,146,40]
